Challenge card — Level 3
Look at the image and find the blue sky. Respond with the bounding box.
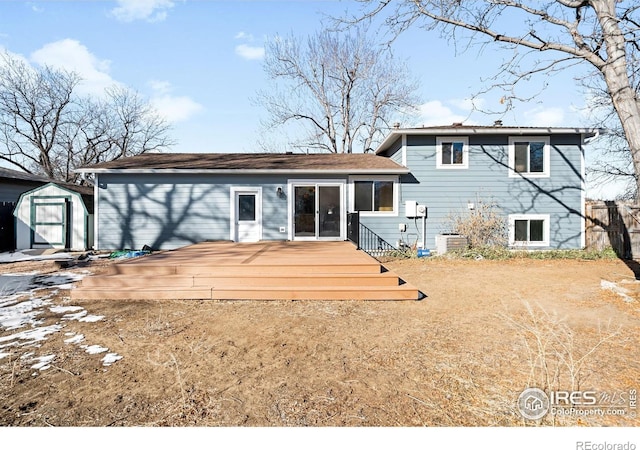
[0,0,618,196]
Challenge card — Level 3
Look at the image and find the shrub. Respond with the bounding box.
[446,200,507,248]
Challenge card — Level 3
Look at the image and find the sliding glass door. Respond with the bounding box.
[291,181,344,240]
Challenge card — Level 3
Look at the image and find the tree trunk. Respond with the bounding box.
[593,1,640,198]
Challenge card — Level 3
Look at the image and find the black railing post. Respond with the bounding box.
[347,212,360,249]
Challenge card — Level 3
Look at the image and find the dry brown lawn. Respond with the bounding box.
[1,255,639,427]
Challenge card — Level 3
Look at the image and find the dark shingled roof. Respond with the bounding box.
[77,152,408,172]
[0,167,51,183]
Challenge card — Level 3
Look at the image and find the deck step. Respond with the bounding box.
[71,285,422,301]
[107,263,383,276]
[72,241,424,302]
[78,272,401,288]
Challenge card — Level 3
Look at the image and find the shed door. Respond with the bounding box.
[32,200,69,248]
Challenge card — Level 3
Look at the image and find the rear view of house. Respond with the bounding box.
[76,125,599,252]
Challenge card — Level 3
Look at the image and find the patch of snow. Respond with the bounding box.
[62,310,88,321]
[0,251,74,263]
[82,344,108,355]
[601,279,635,303]
[102,353,122,366]
[79,314,104,323]
[0,274,37,297]
[0,296,52,330]
[0,265,121,369]
[50,306,84,314]
[64,334,85,344]
[30,272,85,290]
[0,324,63,348]
[30,354,55,370]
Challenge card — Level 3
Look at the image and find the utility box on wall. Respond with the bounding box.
[405,201,427,218]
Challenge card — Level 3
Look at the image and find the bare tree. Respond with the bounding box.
[0,51,79,178]
[59,86,174,184]
[256,27,420,153]
[351,1,640,194]
[0,51,173,184]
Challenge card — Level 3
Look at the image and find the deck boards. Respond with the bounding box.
[71,241,423,301]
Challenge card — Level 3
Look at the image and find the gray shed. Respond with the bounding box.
[14,182,94,251]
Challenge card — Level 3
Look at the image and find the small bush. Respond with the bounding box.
[446,200,507,248]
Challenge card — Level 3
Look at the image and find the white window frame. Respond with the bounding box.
[508,136,550,178]
[436,136,469,169]
[348,175,399,217]
[508,214,550,247]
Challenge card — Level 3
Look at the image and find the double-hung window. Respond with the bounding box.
[509,214,550,247]
[436,137,469,169]
[508,136,550,177]
[350,176,398,216]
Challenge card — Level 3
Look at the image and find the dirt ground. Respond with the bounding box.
[1,255,639,427]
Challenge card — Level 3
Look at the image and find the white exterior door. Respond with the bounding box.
[231,187,262,242]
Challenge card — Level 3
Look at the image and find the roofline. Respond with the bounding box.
[375,127,605,154]
[75,168,411,175]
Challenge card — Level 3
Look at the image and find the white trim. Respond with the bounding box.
[436,136,469,170]
[508,136,550,178]
[508,214,551,247]
[287,179,346,241]
[230,186,262,242]
[94,174,99,250]
[580,143,586,249]
[401,134,407,167]
[348,175,399,217]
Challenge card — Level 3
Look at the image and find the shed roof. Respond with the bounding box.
[76,152,409,174]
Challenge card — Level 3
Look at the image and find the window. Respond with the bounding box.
[509,137,550,177]
[509,214,550,247]
[350,176,398,215]
[436,136,469,169]
[238,194,256,221]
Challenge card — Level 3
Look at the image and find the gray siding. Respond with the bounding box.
[361,133,585,250]
[0,180,45,203]
[379,137,403,165]
[96,173,347,250]
[97,174,293,250]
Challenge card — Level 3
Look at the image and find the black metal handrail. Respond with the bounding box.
[358,223,398,257]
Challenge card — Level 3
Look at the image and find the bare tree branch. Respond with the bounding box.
[255,27,420,153]
[348,1,640,197]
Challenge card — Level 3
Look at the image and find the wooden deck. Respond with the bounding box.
[72,241,423,301]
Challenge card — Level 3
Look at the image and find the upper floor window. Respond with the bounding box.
[350,176,398,216]
[508,136,550,178]
[436,136,469,169]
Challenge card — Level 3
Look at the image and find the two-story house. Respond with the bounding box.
[76,124,599,252]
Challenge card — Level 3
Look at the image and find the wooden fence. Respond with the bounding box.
[585,200,640,259]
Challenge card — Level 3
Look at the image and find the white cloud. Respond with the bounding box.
[149,80,204,123]
[30,39,117,96]
[110,0,175,23]
[234,32,254,41]
[523,106,566,127]
[235,44,264,61]
[414,100,469,127]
